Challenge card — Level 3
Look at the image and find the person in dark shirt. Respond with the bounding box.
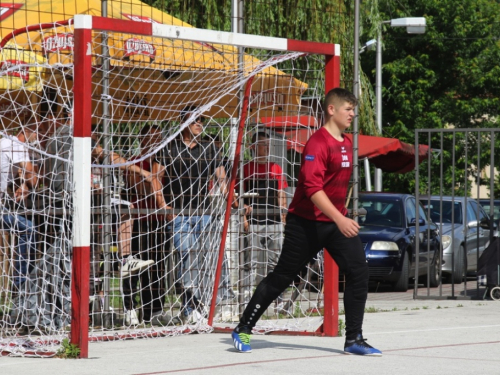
[231,88,382,356]
[155,106,227,324]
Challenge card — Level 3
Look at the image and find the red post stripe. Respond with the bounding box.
[73,28,92,138]
[287,39,337,55]
[71,246,90,358]
[92,16,153,36]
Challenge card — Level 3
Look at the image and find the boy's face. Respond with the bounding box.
[187,117,204,138]
[253,136,270,159]
[328,100,355,131]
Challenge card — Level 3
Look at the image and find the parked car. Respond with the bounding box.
[355,192,441,292]
[478,199,500,225]
[419,196,492,283]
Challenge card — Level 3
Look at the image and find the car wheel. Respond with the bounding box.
[425,254,441,288]
[490,286,500,301]
[450,246,465,284]
[392,252,409,292]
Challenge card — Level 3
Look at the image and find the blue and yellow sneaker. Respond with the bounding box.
[232,329,252,353]
[344,334,382,356]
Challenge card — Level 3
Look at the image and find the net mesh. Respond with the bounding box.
[0,20,329,356]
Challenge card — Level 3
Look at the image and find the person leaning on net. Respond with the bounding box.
[240,131,288,309]
[44,112,168,326]
[231,87,382,356]
[0,125,39,298]
[154,106,230,324]
[122,124,175,326]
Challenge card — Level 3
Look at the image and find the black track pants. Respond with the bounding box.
[238,213,368,340]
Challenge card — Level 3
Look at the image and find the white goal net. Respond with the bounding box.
[0,15,339,357]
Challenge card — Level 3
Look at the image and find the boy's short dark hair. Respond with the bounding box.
[323,88,358,117]
[251,131,269,144]
[180,105,205,123]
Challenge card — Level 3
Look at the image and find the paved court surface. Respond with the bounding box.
[1,283,499,375]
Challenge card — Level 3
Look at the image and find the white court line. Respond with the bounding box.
[367,324,500,336]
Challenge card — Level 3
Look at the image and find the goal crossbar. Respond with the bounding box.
[75,15,340,56]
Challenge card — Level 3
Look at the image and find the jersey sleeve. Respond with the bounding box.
[300,135,328,199]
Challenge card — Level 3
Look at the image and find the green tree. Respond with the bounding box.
[361,0,500,195]
[144,0,378,135]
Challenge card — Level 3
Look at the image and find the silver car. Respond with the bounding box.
[420,196,492,283]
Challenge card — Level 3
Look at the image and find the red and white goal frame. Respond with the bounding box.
[0,15,340,358]
[72,15,341,358]
[70,14,341,358]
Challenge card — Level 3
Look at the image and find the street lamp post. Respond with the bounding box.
[360,39,376,191]
[374,17,426,191]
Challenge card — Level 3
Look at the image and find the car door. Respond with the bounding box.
[467,200,491,271]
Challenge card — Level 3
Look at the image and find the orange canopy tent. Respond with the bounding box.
[0,0,307,127]
[344,133,429,173]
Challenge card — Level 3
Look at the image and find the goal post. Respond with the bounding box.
[72,14,341,349]
[0,14,341,358]
[71,16,93,358]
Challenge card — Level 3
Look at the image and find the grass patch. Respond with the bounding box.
[338,318,345,337]
[56,338,81,359]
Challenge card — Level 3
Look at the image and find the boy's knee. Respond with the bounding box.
[344,262,369,284]
[266,271,294,292]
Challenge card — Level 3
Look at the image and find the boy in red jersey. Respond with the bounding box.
[231,87,382,356]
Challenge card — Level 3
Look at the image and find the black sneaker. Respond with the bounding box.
[344,334,382,356]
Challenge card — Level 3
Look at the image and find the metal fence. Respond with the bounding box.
[414,128,500,300]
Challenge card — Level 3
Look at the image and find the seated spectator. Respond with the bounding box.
[1,125,39,293]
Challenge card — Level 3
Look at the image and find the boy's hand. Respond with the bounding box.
[15,183,30,201]
[336,216,360,238]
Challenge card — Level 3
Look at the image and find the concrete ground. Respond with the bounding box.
[1,282,499,375]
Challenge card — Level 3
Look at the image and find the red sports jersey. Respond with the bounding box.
[243,162,288,191]
[288,127,352,222]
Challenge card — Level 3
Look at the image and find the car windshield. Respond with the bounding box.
[358,197,403,227]
[422,200,463,224]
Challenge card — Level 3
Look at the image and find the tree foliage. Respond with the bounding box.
[144,0,378,134]
[361,0,500,195]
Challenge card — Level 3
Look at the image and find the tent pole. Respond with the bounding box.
[352,0,360,218]
[364,158,372,191]
[100,0,113,329]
